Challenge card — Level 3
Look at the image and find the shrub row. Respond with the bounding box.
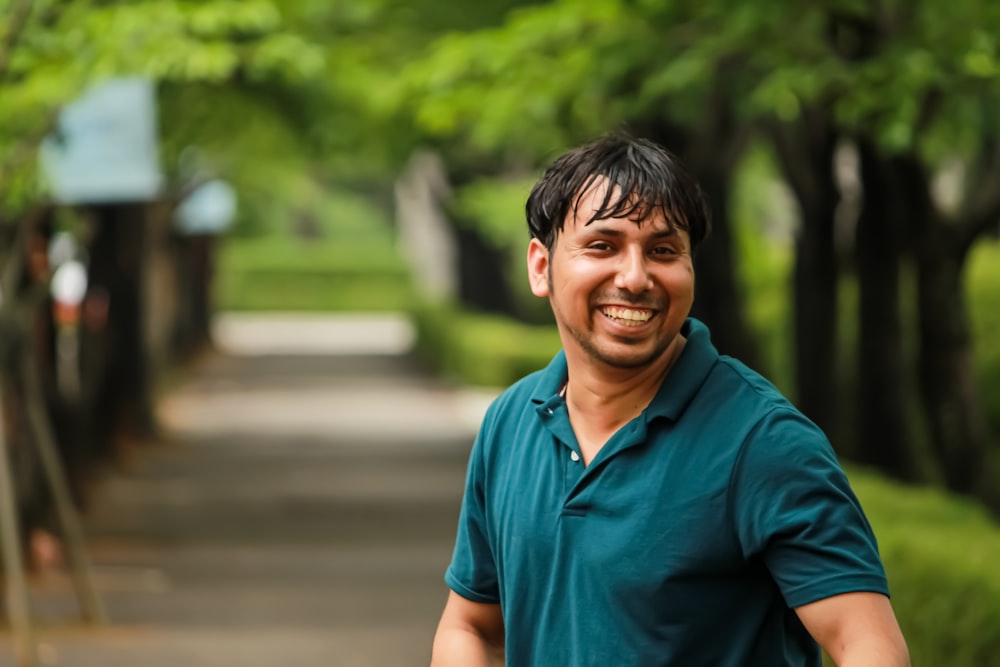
[219,271,413,312]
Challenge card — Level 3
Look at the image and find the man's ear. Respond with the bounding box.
[526,238,550,298]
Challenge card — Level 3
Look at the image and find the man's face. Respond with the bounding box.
[527,179,695,371]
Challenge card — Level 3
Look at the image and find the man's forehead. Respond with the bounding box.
[569,177,678,228]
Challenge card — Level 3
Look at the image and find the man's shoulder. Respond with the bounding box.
[709,354,798,413]
[685,354,826,450]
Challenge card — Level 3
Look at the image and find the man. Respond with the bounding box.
[431,135,909,666]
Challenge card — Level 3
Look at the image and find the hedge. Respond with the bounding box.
[216,235,413,312]
[848,467,1000,666]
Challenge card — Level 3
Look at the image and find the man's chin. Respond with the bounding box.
[589,344,667,370]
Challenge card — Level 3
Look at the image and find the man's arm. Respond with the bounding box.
[431,591,505,667]
[796,591,909,666]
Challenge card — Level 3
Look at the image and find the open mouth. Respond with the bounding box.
[601,306,653,327]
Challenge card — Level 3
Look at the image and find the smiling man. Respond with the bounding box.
[430,135,909,667]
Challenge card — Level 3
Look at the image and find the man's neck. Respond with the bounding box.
[562,335,686,462]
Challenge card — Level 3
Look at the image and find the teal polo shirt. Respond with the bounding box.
[445,318,888,666]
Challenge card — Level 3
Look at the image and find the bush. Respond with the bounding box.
[410,301,561,387]
[847,466,1000,666]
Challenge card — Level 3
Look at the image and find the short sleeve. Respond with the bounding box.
[730,408,889,609]
[444,410,501,604]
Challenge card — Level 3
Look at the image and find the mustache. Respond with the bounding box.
[596,291,664,309]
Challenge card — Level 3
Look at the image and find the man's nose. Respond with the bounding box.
[614,247,653,293]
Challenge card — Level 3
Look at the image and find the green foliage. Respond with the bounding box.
[0,0,324,216]
[451,176,536,250]
[399,0,653,156]
[968,239,1000,435]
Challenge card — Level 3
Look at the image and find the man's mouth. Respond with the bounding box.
[601,306,654,327]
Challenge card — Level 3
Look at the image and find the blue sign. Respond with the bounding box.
[174,179,237,235]
[39,77,164,204]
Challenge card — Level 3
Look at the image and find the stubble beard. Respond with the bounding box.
[547,268,673,371]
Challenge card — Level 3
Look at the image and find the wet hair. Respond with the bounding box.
[525,133,711,252]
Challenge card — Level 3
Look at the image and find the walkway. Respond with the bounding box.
[3,313,497,667]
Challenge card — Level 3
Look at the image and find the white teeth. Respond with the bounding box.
[603,307,652,322]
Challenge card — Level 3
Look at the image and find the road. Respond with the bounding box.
[2,313,496,667]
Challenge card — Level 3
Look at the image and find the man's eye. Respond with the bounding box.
[651,246,677,256]
[588,242,613,251]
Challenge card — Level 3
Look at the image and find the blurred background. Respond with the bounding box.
[1,0,1000,665]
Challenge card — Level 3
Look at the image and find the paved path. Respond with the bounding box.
[3,313,497,667]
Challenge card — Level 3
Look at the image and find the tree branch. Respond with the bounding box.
[914,86,943,136]
[0,107,60,193]
[768,117,816,209]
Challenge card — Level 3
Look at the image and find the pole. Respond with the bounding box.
[22,356,107,624]
[0,380,39,667]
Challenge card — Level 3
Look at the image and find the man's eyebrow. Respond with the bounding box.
[583,225,679,238]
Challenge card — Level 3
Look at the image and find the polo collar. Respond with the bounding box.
[529,318,719,422]
[530,350,569,412]
[645,318,719,422]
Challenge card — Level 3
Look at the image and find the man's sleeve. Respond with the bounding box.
[730,408,889,609]
[444,409,501,604]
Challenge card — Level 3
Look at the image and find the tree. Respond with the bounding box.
[0,0,326,492]
[0,0,323,215]
[749,0,1000,502]
[398,0,763,363]
[396,0,1000,506]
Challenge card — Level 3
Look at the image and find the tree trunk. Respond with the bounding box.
[634,105,760,370]
[171,234,215,358]
[454,223,517,317]
[689,164,760,368]
[84,203,156,459]
[915,240,990,496]
[771,111,841,443]
[852,142,916,479]
[903,154,995,504]
[792,193,840,443]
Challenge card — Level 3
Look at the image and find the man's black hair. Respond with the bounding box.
[525,133,711,252]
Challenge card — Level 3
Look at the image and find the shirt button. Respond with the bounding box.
[570,451,580,462]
